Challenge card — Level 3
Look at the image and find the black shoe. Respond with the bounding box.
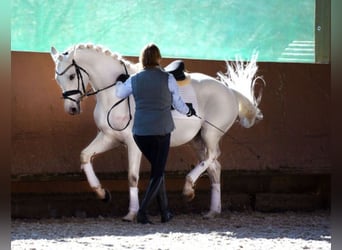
[137,211,153,224]
[161,211,174,223]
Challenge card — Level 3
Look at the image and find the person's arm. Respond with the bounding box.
[168,74,190,115]
[116,76,132,98]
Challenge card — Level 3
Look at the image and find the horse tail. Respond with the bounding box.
[217,51,265,128]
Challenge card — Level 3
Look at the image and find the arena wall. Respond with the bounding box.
[11,51,330,217]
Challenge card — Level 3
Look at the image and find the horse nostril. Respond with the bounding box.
[70,107,77,114]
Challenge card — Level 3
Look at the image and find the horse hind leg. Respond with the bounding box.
[190,132,207,162]
[183,130,224,219]
[203,159,222,219]
[183,131,221,205]
[183,134,206,201]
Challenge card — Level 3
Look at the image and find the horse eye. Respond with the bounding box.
[69,73,76,81]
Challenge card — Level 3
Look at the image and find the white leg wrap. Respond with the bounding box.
[210,183,221,213]
[82,163,100,188]
[187,161,208,184]
[129,187,139,212]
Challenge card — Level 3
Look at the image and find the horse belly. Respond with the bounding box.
[170,118,201,147]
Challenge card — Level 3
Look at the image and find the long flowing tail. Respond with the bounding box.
[217,52,265,128]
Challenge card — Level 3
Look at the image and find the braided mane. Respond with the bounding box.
[63,43,136,69]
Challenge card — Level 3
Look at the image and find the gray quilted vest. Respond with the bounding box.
[131,68,175,135]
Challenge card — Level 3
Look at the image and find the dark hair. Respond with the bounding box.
[139,43,161,68]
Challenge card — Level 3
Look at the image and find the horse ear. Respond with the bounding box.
[50,46,63,61]
[69,48,75,59]
[67,45,78,60]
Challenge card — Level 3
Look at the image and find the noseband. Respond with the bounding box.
[56,59,89,103]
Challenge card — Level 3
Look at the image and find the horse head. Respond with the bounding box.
[50,45,90,115]
[51,44,140,116]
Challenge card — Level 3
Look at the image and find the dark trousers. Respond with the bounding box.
[133,134,171,180]
[133,133,171,215]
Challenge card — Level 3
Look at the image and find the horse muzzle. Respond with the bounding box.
[61,90,83,115]
[64,100,81,115]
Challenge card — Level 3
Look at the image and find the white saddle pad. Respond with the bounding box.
[172,77,198,119]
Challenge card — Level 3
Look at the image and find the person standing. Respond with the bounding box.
[116,43,196,224]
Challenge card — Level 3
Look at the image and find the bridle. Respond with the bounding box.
[56,59,89,103]
[56,59,128,101]
[56,59,132,131]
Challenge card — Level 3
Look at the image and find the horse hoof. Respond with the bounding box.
[122,211,137,222]
[202,210,220,219]
[101,189,112,203]
[183,179,195,201]
[183,191,195,202]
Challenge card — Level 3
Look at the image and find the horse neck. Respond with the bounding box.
[75,49,137,92]
[75,51,138,113]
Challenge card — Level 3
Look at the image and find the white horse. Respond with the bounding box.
[50,43,264,221]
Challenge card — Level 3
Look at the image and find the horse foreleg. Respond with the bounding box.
[122,139,142,222]
[82,162,110,201]
[80,131,118,201]
[203,160,222,219]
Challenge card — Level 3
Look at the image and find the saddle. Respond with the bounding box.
[164,60,191,86]
[116,60,191,87]
[165,60,194,111]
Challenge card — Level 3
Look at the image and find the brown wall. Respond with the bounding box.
[12,51,330,176]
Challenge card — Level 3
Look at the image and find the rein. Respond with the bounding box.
[106,96,132,131]
[56,59,132,131]
[106,61,132,131]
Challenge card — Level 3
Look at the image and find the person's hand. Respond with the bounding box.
[116,74,129,83]
[186,103,196,117]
